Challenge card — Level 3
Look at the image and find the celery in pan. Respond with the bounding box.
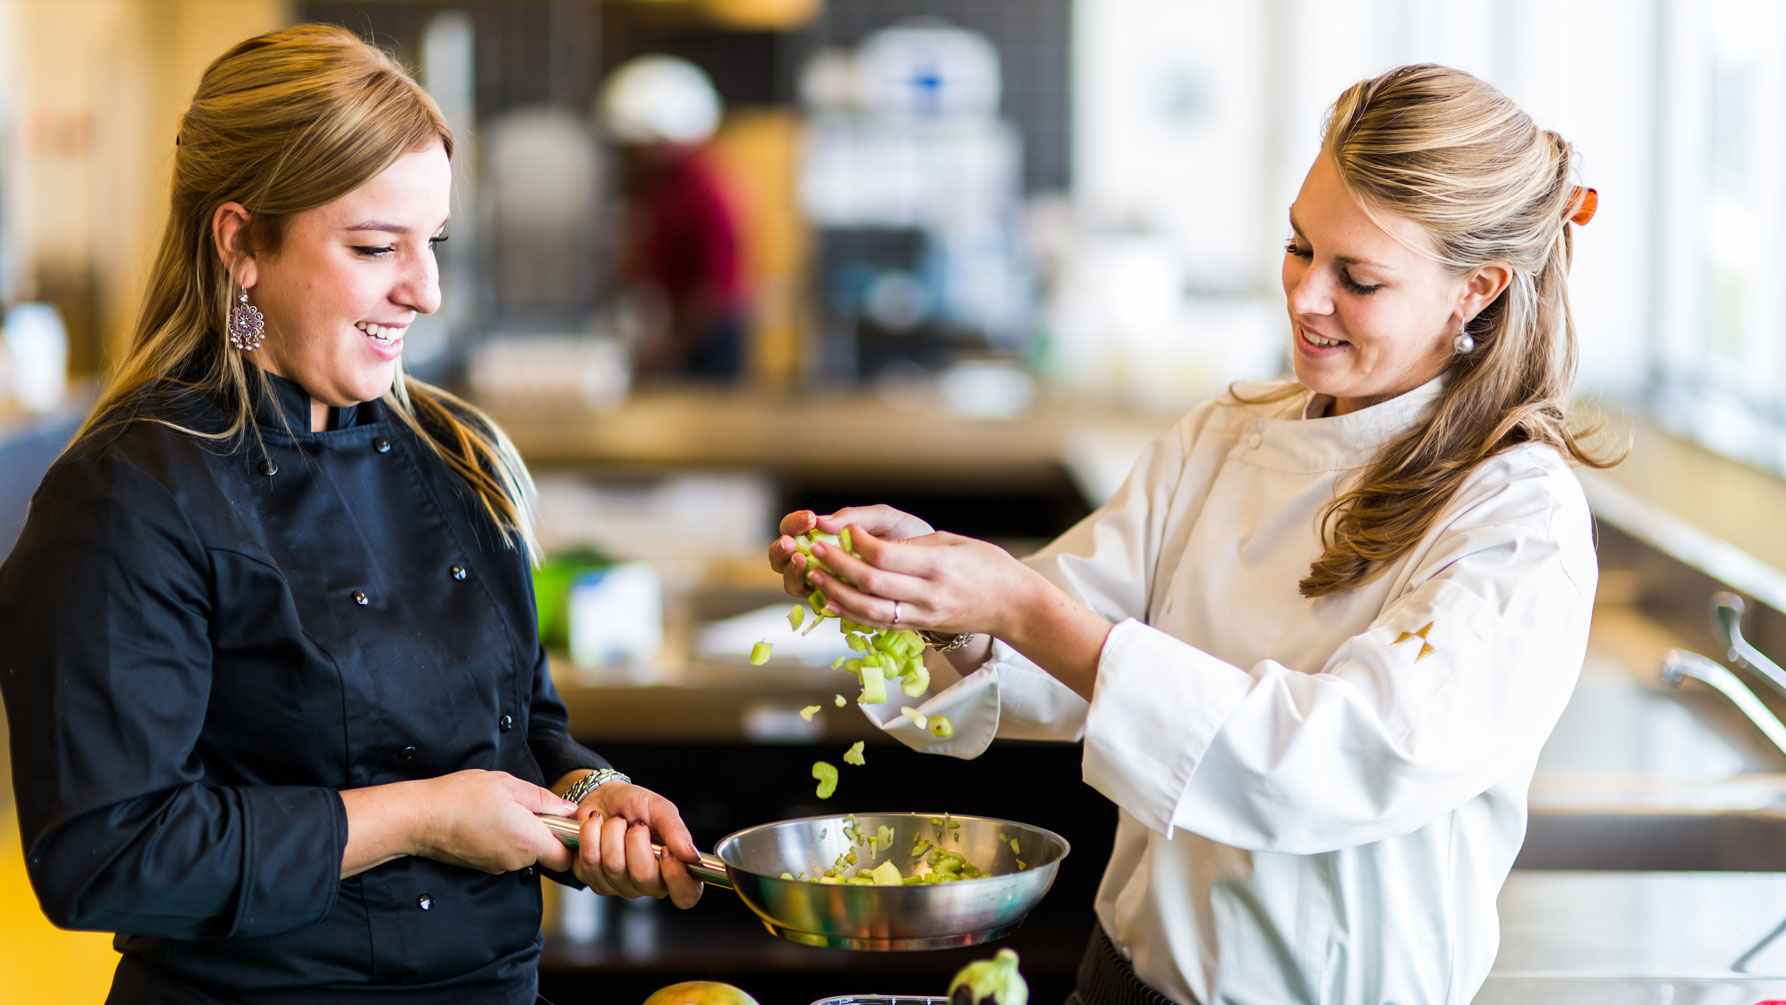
[809,812,993,886]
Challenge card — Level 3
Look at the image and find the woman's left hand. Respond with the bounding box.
[570,782,705,909]
[804,526,1044,640]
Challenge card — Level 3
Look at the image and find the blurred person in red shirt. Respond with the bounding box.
[601,56,748,381]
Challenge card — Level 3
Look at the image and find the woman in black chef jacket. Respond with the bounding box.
[0,25,703,1004]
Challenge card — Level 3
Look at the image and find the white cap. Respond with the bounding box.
[598,55,722,146]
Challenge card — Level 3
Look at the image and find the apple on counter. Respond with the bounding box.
[641,981,760,1005]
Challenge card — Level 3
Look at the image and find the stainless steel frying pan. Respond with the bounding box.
[539,811,1069,951]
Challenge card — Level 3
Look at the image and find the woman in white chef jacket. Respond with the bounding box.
[769,64,1618,1004]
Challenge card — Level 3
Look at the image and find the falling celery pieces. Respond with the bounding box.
[751,529,953,798]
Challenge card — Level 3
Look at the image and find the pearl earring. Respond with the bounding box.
[1452,321,1475,355]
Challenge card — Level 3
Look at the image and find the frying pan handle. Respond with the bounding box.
[536,814,732,887]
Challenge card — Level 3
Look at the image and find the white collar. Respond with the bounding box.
[1244,375,1448,473]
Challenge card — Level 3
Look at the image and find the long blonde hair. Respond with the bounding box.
[1269,64,1620,598]
[71,24,538,558]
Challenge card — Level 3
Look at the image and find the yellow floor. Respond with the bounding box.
[1,718,121,1002]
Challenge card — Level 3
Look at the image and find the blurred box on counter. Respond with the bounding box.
[568,561,664,677]
[534,547,663,679]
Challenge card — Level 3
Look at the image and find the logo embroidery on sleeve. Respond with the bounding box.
[1393,621,1437,661]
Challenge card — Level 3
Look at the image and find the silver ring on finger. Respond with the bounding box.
[893,600,901,625]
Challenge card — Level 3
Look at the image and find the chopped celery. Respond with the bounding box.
[859,665,887,704]
[839,526,854,554]
[787,604,805,631]
[899,706,928,730]
[749,641,772,665]
[842,740,866,766]
[866,858,902,886]
[800,705,822,721]
[834,694,847,707]
[901,663,930,697]
[928,715,955,739]
[811,761,838,799]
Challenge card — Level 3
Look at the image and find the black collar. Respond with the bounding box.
[255,371,369,433]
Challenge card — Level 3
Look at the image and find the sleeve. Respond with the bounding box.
[1081,463,1598,850]
[0,450,349,938]
[872,414,1198,757]
[525,639,610,892]
[525,639,610,786]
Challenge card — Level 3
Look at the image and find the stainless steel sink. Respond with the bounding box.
[1517,606,1786,871]
[1518,805,1786,870]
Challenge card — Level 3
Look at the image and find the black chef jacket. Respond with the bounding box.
[0,372,606,1003]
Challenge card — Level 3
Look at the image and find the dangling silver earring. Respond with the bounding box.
[1452,321,1476,355]
[229,290,266,352]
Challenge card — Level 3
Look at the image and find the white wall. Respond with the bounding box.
[1072,0,1663,398]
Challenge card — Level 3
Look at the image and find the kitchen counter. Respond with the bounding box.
[480,383,1178,487]
[539,870,1786,1002]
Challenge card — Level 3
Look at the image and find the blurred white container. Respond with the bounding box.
[2,302,68,412]
[568,562,664,676]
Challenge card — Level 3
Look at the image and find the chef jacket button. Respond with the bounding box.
[373,437,392,454]
[352,590,369,606]
[260,458,278,476]
[522,866,537,880]
[450,564,467,581]
[416,893,433,911]
[1247,430,1264,449]
[500,713,514,732]
[399,745,417,763]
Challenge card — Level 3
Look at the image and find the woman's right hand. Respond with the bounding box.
[768,505,934,599]
[413,769,578,875]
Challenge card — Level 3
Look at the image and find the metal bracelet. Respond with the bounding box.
[564,767,630,804]
[920,630,975,654]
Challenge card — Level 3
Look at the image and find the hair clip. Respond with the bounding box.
[1567,186,1597,226]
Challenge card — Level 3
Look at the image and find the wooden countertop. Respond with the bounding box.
[479,384,1181,487]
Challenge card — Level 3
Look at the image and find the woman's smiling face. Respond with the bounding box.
[225,143,450,429]
[1281,154,1478,416]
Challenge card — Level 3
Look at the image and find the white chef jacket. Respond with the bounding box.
[875,376,1597,1005]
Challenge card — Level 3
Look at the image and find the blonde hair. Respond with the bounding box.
[1261,64,1621,598]
[71,24,538,558]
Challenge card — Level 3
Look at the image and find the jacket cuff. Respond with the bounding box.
[233,786,348,937]
[870,656,1002,759]
[1082,619,1252,836]
[530,733,610,787]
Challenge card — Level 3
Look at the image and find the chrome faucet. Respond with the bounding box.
[1662,649,1786,760]
[1712,592,1786,699]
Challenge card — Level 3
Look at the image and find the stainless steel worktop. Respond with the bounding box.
[1479,870,1786,1001]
